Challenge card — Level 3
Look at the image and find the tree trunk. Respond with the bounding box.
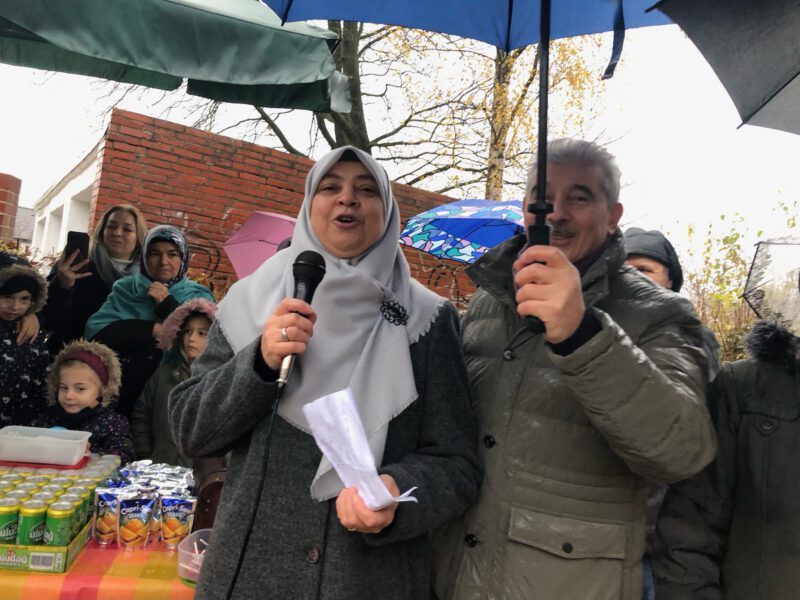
[484,48,515,201]
[326,21,371,152]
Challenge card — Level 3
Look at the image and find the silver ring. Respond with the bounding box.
[281,327,289,342]
[347,527,357,532]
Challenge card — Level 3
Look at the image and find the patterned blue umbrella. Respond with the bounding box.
[400,199,524,264]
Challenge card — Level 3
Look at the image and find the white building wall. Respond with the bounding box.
[31,148,98,259]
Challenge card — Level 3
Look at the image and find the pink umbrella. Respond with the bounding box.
[223,211,297,279]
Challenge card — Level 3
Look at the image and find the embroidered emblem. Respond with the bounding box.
[380,300,408,326]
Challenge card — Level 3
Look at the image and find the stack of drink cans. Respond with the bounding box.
[0,454,121,547]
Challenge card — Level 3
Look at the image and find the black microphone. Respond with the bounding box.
[277,250,326,387]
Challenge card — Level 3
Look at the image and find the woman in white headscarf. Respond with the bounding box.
[169,146,481,600]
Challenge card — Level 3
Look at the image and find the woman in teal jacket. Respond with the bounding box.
[86,225,213,418]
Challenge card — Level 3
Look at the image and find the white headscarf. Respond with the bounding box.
[216,146,444,500]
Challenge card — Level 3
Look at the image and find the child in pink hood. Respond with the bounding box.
[131,298,216,466]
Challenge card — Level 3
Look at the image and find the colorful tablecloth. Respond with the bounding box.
[0,541,195,600]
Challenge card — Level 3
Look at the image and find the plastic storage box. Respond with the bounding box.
[0,426,90,465]
[177,528,212,584]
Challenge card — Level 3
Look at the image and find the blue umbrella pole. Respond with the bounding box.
[524,0,552,334]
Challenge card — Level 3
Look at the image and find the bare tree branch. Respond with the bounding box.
[253,106,308,157]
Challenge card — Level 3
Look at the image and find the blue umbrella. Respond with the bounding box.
[264,1,669,52]
[263,0,672,247]
[400,199,524,264]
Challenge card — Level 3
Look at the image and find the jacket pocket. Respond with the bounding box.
[504,506,630,600]
[508,506,626,559]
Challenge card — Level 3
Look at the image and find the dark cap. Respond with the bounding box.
[624,228,684,292]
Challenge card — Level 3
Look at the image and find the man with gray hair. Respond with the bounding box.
[435,139,716,600]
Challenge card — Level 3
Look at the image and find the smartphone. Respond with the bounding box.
[64,231,90,269]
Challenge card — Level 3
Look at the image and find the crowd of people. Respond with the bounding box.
[1,139,797,600]
[1,209,216,467]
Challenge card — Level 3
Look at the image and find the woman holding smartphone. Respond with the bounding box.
[43,204,148,353]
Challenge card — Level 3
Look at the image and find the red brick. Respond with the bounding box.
[81,110,468,305]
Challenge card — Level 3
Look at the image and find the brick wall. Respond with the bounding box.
[92,109,475,309]
[0,173,21,243]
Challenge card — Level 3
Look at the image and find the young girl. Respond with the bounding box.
[0,251,50,427]
[131,298,216,466]
[36,340,135,464]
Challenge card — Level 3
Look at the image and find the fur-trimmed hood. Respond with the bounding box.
[746,320,799,374]
[158,298,217,351]
[47,339,122,407]
[0,259,47,315]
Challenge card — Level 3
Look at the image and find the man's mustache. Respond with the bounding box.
[549,223,575,238]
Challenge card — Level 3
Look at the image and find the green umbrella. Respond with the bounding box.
[0,0,350,112]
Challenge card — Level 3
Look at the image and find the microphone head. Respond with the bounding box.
[293,251,326,286]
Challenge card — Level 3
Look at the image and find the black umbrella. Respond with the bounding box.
[742,237,800,333]
[653,0,800,135]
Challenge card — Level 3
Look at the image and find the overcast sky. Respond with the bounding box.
[1,24,798,268]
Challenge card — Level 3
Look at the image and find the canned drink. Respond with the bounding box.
[11,467,35,476]
[0,467,10,476]
[58,494,83,537]
[75,481,98,518]
[65,487,91,526]
[35,468,62,478]
[98,455,122,468]
[24,475,50,487]
[49,477,73,489]
[44,501,75,546]
[17,500,47,545]
[14,483,40,494]
[30,491,58,505]
[5,490,31,503]
[61,472,80,481]
[0,498,20,543]
[0,482,14,495]
[75,478,99,488]
[0,475,24,485]
[40,484,64,497]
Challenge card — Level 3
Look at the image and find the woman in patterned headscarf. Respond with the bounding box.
[86,225,214,417]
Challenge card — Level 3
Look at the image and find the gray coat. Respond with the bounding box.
[169,302,481,600]
[434,232,716,600]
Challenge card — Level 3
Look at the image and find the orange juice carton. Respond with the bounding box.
[160,496,196,549]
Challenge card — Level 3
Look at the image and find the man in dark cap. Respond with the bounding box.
[624,227,720,379]
[624,228,683,292]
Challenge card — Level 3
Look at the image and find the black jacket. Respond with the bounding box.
[43,261,112,354]
[654,321,800,600]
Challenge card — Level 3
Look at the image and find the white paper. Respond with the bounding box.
[303,388,418,510]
